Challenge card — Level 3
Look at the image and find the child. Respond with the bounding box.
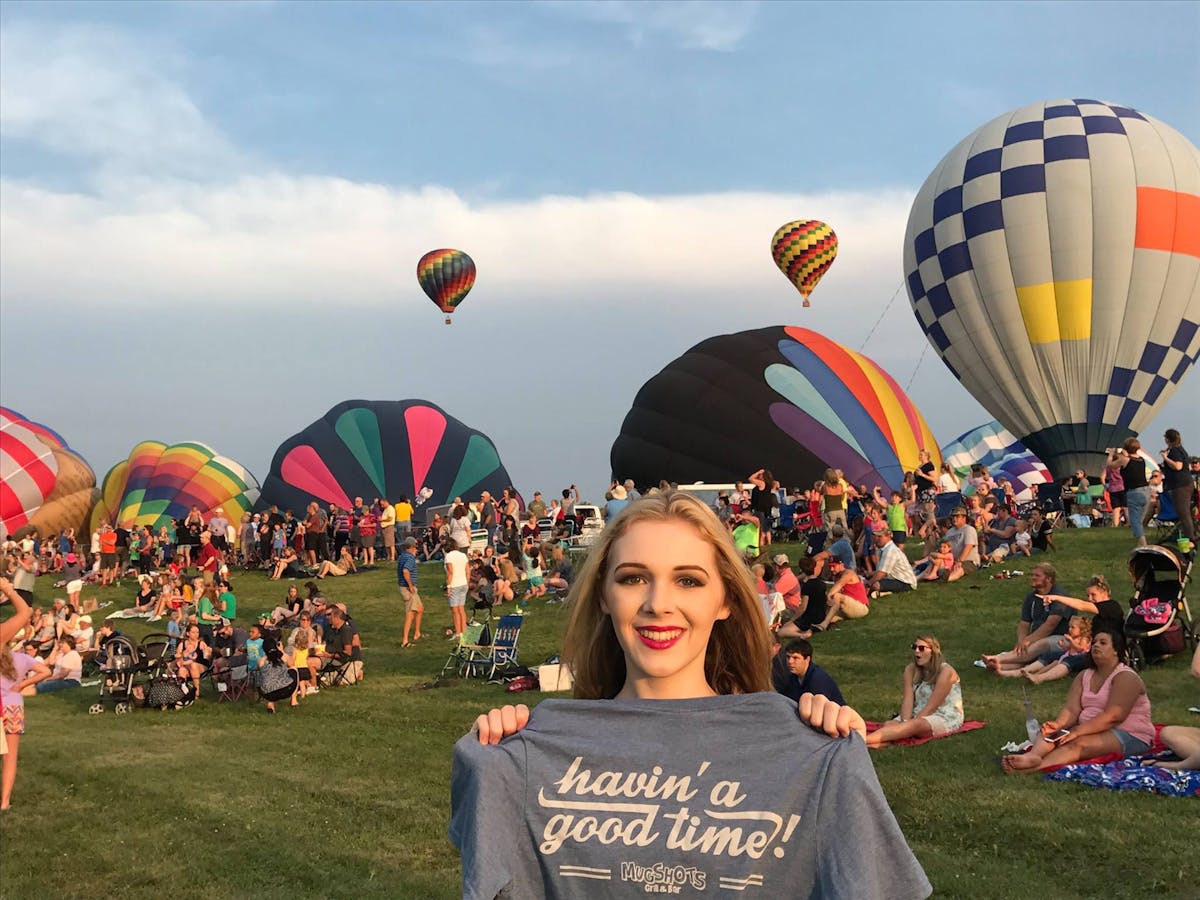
[271,524,286,557]
[913,541,954,581]
[1011,519,1032,557]
[245,623,265,674]
[287,628,312,701]
[166,608,183,653]
[998,616,1091,683]
[522,542,546,599]
[886,491,908,545]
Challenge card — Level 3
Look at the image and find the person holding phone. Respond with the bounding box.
[1002,625,1153,773]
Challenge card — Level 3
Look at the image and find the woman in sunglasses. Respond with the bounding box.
[866,635,963,748]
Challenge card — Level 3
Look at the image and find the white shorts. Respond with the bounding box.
[67,579,84,595]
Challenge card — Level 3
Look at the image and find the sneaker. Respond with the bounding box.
[307,686,319,695]
[149,614,163,623]
[973,659,988,669]
[97,601,113,609]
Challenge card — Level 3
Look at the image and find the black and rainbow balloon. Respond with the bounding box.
[417,248,476,324]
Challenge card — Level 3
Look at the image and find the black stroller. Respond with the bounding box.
[88,633,194,714]
[1124,544,1196,670]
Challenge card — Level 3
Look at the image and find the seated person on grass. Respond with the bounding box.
[1150,643,1200,771]
[912,538,954,582]
[1002,626,1152,773]
[1035,574,1124,633]
[1027,508,1056,552]
[980,505,1018,562]
[209,618,250,677]
[866,635,963,748]
[215,578,238,621]
[995,616,1092,683]
[266,585,308,626]
[939,508,980,582]
[865,530,917,597]
[316,545,358,579]
[981,564,1072,672]
[23,636,82,694]
[775,558,829,640]
[1010,518,1033,557]
[771,638,845,704]
[811,523,855,575]
[806,557,869,635]
[770,554,802,612]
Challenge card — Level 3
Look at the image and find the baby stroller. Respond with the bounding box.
[1124,543,1196,670]
[89,633,194,714]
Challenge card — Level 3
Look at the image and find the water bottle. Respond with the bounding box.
[1021,686,1039,743]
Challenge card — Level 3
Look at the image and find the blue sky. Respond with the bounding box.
[1,0,1197,502]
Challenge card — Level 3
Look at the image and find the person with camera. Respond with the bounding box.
[1001,625,1152,773]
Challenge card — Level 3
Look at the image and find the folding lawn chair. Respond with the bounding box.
[934,492,963,521]
[460,614,524,681]
[213,663,253,702]
[441,620,490,678]
[317,655,360,687]
[1149,491,1180,539]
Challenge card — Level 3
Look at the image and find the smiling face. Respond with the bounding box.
[600,519,730,700]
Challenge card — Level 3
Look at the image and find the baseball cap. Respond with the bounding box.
[66,552,77,563]
[772,553,790,566]
[80,615,92,624]
[219,617,231,627]
[952,507,968,517]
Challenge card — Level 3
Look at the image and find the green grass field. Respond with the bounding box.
[2,528,1197,899]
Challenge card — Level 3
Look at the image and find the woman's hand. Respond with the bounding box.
[1040,720,1061,736]
[798,693,867,740]
[473,703,530,744]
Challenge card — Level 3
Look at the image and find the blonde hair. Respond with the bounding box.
[562,491,771,700]
[1069,615,1093,640]
[912,635,946,686]
[0,642,16,682]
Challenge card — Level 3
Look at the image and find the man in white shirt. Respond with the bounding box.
[866,531,918,597]
[443,539,469,639]
[26,636,83,694]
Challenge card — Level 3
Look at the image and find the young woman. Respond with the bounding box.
[1159,428,1195,544]
[821,468,848,532]
[173,624,211,696]
[454,492,930,899]
[807,556,869,634]
[866,636,963,747]
[1002,626,1153,773]
[315,545,357,579]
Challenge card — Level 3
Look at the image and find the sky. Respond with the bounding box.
[1,0,1198,505]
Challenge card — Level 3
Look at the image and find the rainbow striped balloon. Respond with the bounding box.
[417,248,476,323]
[90,441,260,531]
[771,220,838,307]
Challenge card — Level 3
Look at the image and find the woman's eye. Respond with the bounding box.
[616,574,646,586]
[678,576,705,588]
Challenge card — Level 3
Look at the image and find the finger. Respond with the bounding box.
[838,706,868,740]
[500,704,519,737]
[472,713,489,743]
[485,707,506,745]
[514,703,531,731]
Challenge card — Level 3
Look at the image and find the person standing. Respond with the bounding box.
[443,539,469,639]
[398,537,423,647]
[12,552,38,604]
[378,500,397,562]
[1160,428,1195,546]
[1109,439,1150,547]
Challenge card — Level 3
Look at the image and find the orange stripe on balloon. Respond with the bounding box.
[1135,187,1200,258]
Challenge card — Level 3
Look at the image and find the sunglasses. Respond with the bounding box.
[911,643,931,652]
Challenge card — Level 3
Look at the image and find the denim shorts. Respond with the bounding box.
[1111,727,1152,757]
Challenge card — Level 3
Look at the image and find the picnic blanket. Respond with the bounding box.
[1042,724,1166,772]
[865,720,986,747]
[1045,756,1200,797]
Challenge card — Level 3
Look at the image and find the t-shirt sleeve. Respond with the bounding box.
[1020,593,1035,623]
[812,737,932,899]
[450,734,525,900]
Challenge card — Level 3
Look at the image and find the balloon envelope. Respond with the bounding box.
[611,326,940,491]
[905,99,1200,478]
[940,420,1052,503]
[90,441,260,531]
[417,248,476,318]
[1,407,98,539]
[771,220,838,305]
[259,399,515,512]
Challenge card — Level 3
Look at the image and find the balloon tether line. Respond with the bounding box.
[905,341,931,394]
[859,282,905,352]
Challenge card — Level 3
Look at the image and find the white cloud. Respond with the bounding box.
[0,22,242,178]
[553,1,761,52]
[0,175,913,322]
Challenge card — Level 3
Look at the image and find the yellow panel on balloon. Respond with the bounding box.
[1016,278,1092,344]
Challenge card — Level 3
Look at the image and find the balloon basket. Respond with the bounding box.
[444,317,452,325]
[802,299,810,308]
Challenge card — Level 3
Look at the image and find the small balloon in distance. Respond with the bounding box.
[417,248,476,325]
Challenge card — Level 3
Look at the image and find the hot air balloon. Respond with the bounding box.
[610,326,941,491]
[258,399,515,512]
[1,407,98,540]
[940,420,1052,503]
[417,248,476,325]
[90,442,260,531]
[905,99,1200,479]
[771,220,838,308]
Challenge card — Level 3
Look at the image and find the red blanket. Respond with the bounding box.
[865,720,986,747]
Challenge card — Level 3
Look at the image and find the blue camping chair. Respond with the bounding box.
[934,492,963,521]
[461,614,525,681]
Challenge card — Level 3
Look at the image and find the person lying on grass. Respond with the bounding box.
[456,491,931,900]
[993,616,1091,683]
[866,635,963,748]
[1149,643,1200,770]
[1002,626,1153,774]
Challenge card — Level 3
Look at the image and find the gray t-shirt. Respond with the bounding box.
[451,692,930,900]
[943,524,980,566]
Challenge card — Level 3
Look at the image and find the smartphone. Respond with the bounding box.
[1043,728,1071,744]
